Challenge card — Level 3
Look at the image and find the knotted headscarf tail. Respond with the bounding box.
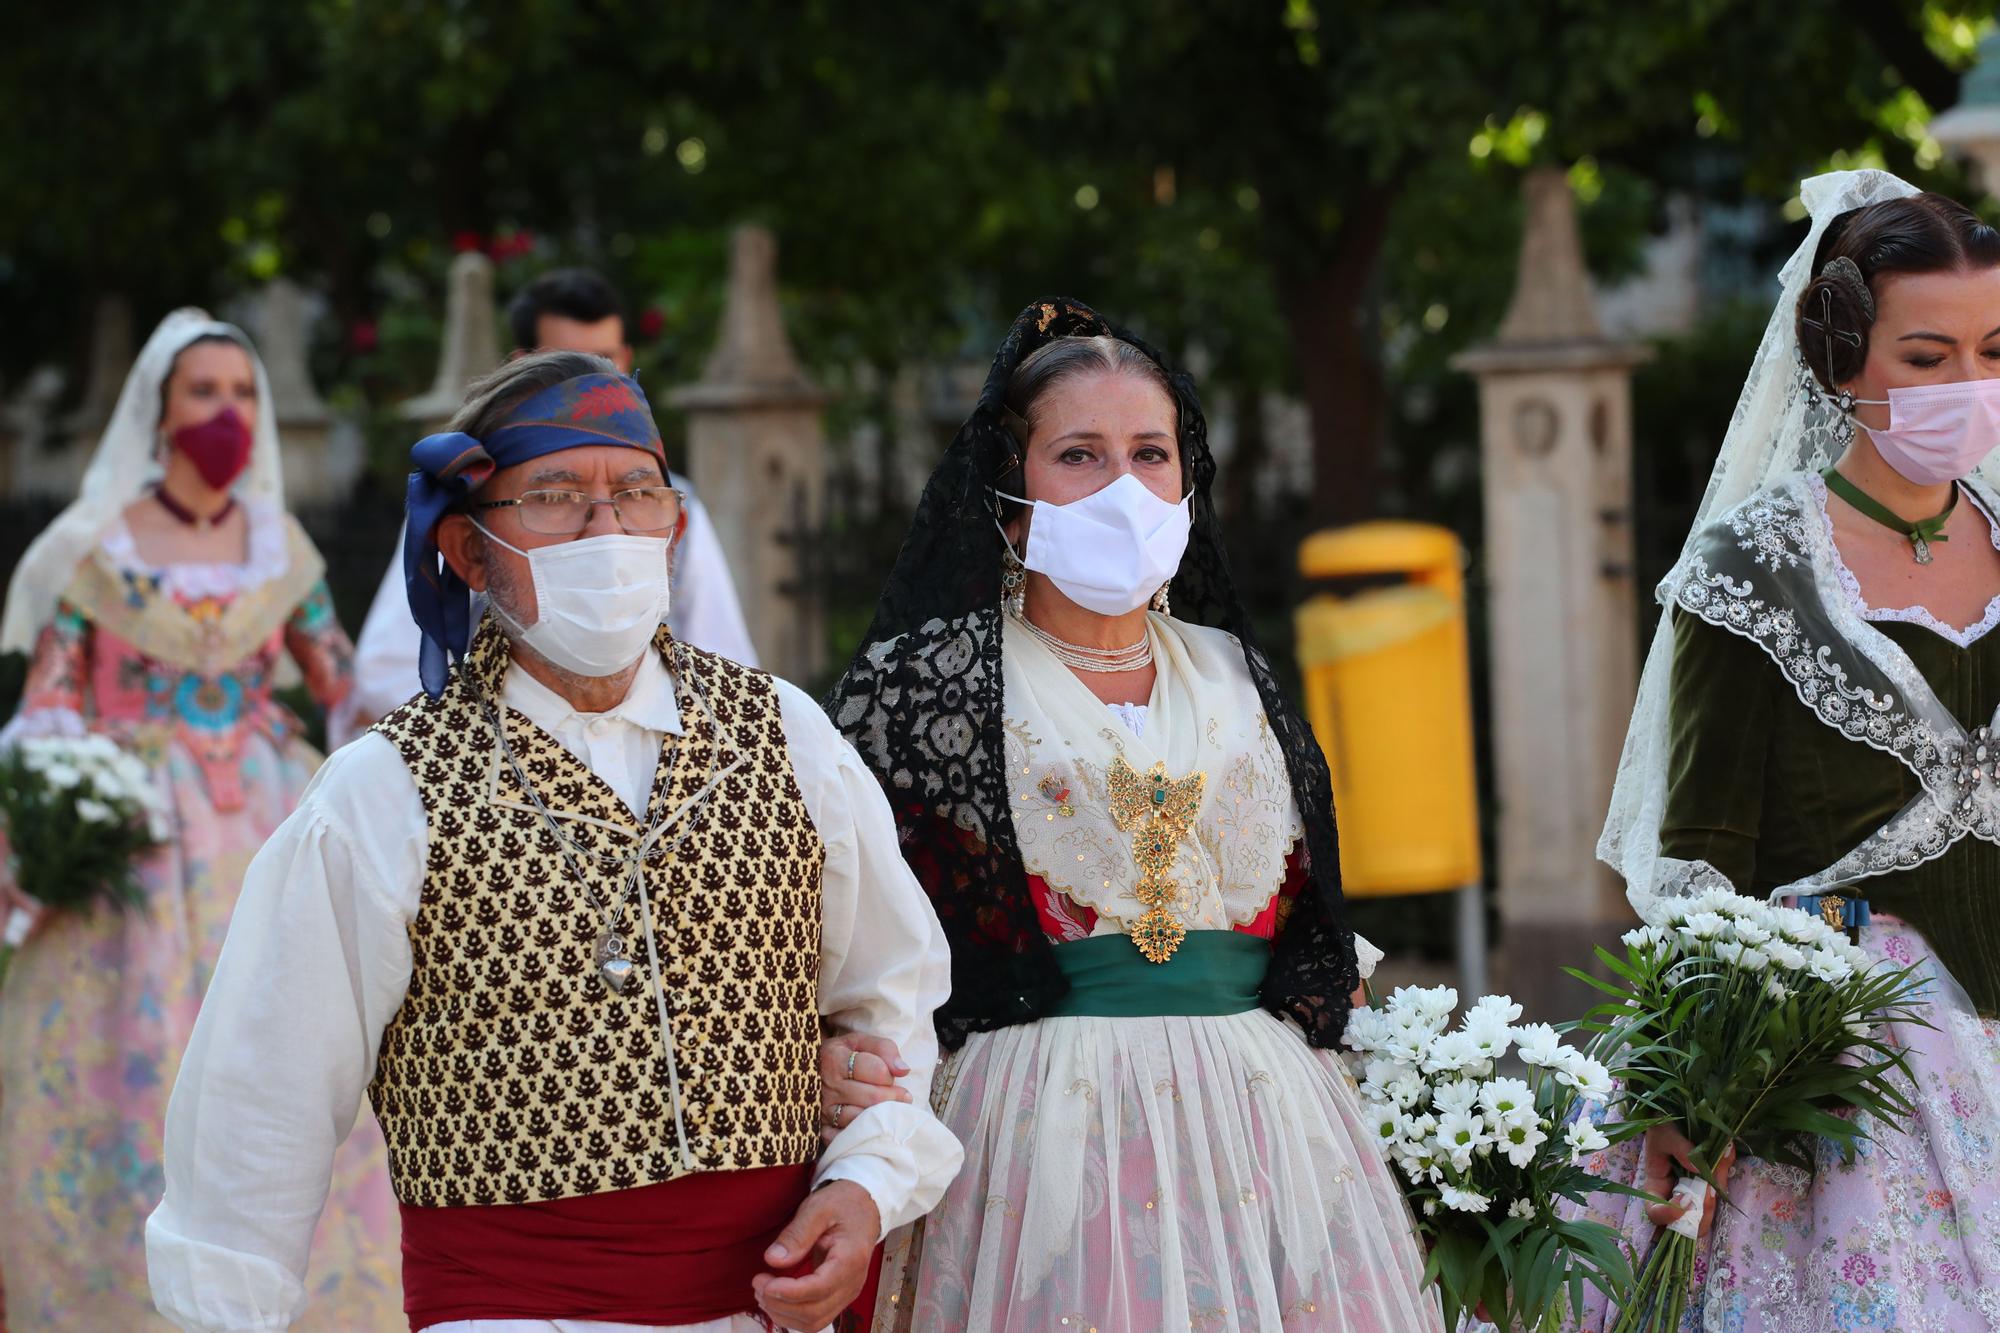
[404,372,666,696]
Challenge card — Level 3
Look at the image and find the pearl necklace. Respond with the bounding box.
[1012,610,1153,673]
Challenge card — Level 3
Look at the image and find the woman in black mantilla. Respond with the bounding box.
[823,299,1438,1332]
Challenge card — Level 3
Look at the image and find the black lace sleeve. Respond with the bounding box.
[826,608,1066,1050]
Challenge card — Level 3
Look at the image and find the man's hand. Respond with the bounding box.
[817,1033,910,1146]
[752,1179,881,1331]
[1640,1123,1736,1239]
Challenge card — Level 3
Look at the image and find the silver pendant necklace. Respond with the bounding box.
[479,684,724,996]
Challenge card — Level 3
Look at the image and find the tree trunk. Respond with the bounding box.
[1279,187,1394,527]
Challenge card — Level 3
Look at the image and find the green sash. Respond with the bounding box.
[1047,930,1269,1018]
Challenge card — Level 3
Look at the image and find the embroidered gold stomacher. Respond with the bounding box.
[370,620,826,1207]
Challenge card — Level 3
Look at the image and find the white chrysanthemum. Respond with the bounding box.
[1735,945,1771,972]
[1714,940,1746,965]
[1508,1197,1536,1220]
[1359,1057,1403,1095]
[1431,1078,1481,1117]
[75,797,118,824]
[1477,1077,1533,1120]
[1678,911,1728,942]
[1808,950,1852,985]
[1403,1112,1439,1144]
[1733,920,1773,947]
[1434,1108,1487,1157]
[1766,978,1792,1002]
[1564,1119,1610,1164]
[1468,994,1523,1026]
[1369,1104,1407,1146]
[1463,1016,1515,1063]
[1621,925,1667,952]
[42,763,83,789]
[1513,1023,1564,1068]
[1439,1184,1492,1214]
[1405,985,1459,1019]
[1423,1198,1439,1216]
[1495,1117,1548,1168]
[1765,941,1808,972]
[1422,1031,1484,1076]
[1553,1049,1615,1101]
[1385,1074,1426,1110]
[1341,1007,1390,1054]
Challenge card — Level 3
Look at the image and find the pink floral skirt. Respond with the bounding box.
[1566,918,2000,1332]
[0,735,402,1331]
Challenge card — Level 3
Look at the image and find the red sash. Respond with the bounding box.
[399,1164,813,1331]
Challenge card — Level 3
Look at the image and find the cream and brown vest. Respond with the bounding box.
[370,621,826,1207]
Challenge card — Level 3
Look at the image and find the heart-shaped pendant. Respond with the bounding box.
[599,956,637,993]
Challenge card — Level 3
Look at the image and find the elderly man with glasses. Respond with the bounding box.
[145,352,961,1333]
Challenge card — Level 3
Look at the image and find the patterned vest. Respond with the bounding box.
[369,621,826,1207]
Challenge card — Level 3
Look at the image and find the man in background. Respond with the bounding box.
[339,268,756,737]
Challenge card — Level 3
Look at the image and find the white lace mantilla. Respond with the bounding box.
[98,497,292,602]
[1668,473,2000,892]
[1002,614,1303,935]
[1808,471,2000,649]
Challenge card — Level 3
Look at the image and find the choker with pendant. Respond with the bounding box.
[152,485,236,531]
[1821,467,1955,565]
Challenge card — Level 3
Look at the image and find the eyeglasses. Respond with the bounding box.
[474,485,684,535]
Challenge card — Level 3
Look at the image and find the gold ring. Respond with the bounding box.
[846,1050,859,1079]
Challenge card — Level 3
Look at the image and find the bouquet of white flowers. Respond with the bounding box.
[1574,889,1930,1333]
[0,735,168,948]
[1343,986,1646,1331]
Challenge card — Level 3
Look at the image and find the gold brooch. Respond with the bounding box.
[1107,756,1206,963]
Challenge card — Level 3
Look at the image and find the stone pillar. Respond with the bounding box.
[1452,168,1650,1019]
[251,278,351,504]
[60,295,133,450]
[0,366,68,500]
[400,251,504,434]
[669,226,828,684]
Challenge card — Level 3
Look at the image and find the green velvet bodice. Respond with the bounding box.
[1664,610,2000,1013]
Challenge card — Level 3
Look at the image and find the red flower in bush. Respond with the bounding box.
[349,320,379,354]
[451,230,484,254]
[488,229,537,262]
[638,306,665,340]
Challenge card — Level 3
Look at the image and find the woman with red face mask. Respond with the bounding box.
[0,310,400,1330]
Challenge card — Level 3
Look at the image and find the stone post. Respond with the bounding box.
[669,226,829,684]
[60,295,133,450]
[400,251,505,434]
[1452,168,1650,1019]
[252,278,350,504]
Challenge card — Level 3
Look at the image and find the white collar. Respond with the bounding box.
[500,647,684,737]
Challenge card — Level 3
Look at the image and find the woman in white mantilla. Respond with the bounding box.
[0,309,400,1329]
[1572,171,2000,1328]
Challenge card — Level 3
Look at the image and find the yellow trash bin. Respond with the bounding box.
[1294,522,1482,897]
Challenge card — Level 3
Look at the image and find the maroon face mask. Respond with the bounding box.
[169,407,253,490]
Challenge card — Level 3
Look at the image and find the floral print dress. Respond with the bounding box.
[0,502,402,1331]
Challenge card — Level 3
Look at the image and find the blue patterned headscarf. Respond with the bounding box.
[403,372,665,696]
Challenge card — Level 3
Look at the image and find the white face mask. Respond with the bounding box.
[475,524,673,677]
[997,473,1192,617]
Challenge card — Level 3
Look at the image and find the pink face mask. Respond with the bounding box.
[1849,379,2000,486]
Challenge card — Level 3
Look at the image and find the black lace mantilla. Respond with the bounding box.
[825,297,1359,1050]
